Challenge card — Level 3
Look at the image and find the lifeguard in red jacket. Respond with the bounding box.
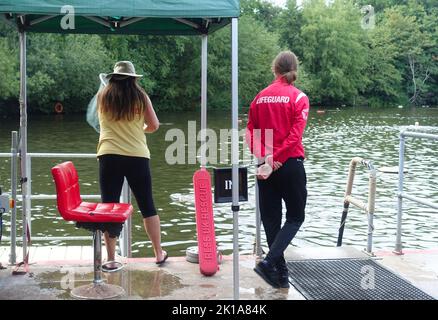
[246,51,309,288]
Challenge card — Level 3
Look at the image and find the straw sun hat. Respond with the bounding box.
[105,61,143,80]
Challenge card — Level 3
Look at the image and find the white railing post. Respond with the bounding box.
[26,155,32,235]
[394,129,438,254]
[395,132,405,254]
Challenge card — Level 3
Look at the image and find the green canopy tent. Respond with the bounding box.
[0,0,241,299]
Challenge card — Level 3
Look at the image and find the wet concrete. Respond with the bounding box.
[34,268,186,300]
[375,249,438,299]
[0,255,303,300]
[1,246,437,300]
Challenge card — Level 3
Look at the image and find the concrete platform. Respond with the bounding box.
[0,248,302,300]
[374,248,438,299]
[0,246,437,300]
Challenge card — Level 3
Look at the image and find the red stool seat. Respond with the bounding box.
[64,202,132,223]
[51,161,132,299]
[51,161,132,223]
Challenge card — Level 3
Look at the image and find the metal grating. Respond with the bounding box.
[286,258,435,300]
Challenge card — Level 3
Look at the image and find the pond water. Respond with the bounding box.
[1,107,437,257]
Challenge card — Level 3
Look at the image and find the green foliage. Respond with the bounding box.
[0,23,18,107]
[277,0,304,58]
[0,37,18,99]
[240,0,283,32]
[356,0,438,106]
[0,0,436,114]
[24,34,112,113]
[207,15,280,109]
[299,0,369,105]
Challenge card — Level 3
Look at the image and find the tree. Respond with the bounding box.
[0,23,19,115]
[25,34,112,113]
[357,0,438,106]
[240,0,283,32]
[375,4,434,105]
[0,37,18,100]
[207,15,281,109]
[361,12,403,105]
[277,0,304,58]
[1,0,436,113]
[299,0,368,105]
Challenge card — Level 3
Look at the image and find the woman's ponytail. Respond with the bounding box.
[272,51,299,85]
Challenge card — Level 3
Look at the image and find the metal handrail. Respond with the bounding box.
[394,129,438,254]
[337,157,377,255]
[0,144,132,264]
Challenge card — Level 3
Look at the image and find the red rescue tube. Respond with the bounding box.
[193,168,218,276]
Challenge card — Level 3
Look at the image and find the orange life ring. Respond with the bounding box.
[54,102,64,114]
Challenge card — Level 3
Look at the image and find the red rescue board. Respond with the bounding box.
[193,168,218,276]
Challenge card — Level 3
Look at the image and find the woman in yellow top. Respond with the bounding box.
[95,61,166,266]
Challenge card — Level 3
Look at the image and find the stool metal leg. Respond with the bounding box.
[94,230,103,283]
[71,230,125,299]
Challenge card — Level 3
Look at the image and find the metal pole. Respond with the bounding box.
[255,176,262,259]
[26,155,31,235]
[395,132,405,254]
[119,179,132,258]
[9,131,18,265]
[231,17,240,300]
[402,193,438,209]
[94,230,103,284]
[19,30,29,262]
[200,35,208,168]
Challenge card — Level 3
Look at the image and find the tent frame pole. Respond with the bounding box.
[19,30,29,262]
[231,17,239,301]
[200,35,208,168]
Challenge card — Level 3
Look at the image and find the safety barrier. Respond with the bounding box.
[337,157,377,255]
[394,129,438,254]
[0,131,132,264]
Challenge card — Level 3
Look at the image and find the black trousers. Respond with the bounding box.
[78,154,157,238]
[257,157,307,264]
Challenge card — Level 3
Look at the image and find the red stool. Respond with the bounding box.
[51,161,133,299]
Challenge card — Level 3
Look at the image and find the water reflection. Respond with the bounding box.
[36,268,185,299]
[0,108,437,256]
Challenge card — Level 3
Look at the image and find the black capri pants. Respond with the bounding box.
[77,154,157,238]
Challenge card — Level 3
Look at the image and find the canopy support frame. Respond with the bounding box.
[231,17,239,301]
[29,15,55,26]
[19,30,29,262]
[200,34,208,168]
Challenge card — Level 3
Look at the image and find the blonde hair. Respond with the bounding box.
[272,51,299,84]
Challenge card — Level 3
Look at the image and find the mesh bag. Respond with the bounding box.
[86,73,108,133]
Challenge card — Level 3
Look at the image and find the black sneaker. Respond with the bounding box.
[254,259,280,288]
[276,260,290,289]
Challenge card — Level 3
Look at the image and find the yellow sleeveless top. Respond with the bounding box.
[97,109,150,159]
